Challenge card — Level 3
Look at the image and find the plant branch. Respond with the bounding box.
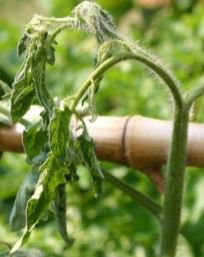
[70,52,183,112]
[185,79,204,108]
[103,170,162,222]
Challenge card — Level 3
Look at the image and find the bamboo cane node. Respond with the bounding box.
[121,116,132,166]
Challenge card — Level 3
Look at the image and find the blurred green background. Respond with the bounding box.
[1,0,204,256]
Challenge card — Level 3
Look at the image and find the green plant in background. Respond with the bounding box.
[0,1,204,257]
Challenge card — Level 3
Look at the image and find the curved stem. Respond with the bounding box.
[36,15,77,24]
[70,52,183,112]
[159,106,189,257]
[103,170,162,222]
[185,81,204,108]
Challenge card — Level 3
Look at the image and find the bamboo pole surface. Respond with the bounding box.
[1,115,204,169]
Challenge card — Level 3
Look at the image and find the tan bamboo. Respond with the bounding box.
[1,115,204,169]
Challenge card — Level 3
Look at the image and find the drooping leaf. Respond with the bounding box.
[46,45,56,65]
[10,153,68,254]
[10,76,35,123]
[17,33,29,57]
[54,184,74,246]
[27,154,67,229]
[9,168,40,231]
[0,80,11,100]
[49,106,72,158]
[32,60,54,116]
[23,122,48,160]
[76,127,104,198]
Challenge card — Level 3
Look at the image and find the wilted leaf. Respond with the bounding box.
[10,77,35,123]
[23,122,47,160]
[26,154,67,229]
[54,184,74,246]
[49,106,71,158]
[32,62,54,116]
[76,127,104,198]
[10,154,68,254]
[0,80,10,99]
[46,46,56,65]
[17,33,29,57]
[9,168,39,231]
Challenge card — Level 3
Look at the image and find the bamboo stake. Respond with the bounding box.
[1,115,204,169]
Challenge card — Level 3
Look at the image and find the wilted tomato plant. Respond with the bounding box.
[0,1,204,257]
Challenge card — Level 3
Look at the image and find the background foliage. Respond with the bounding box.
[0,0,204,256]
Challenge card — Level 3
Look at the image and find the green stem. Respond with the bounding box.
[103,170,162,222]
[70,52,183,112]
[185,82,204,107]
[0,105,30,127]
[159,107,189,257]
[36,15,77,24]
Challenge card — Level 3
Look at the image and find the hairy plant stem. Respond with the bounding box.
[160,106,189,257]
[185,82,204,107]
[103,170,162,221]
[70,52,182,112]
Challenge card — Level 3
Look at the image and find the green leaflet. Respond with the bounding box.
[10,154,67,255]
[17,33,29,57]
[54,184,74,246]
[9,168,39,231]
[46,45,56,65]
[49,106,72,158]
[0,85,5,99]
[32,61,54,117]
[76,128,104,198]
[26,154,67,229]
[23,122,48,160]
[10,76,35,123]
[0,80,11,100]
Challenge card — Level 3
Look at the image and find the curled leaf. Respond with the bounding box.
[10,154,68,254]
[32,61,54,116]
[17,33,29,57]
[46,45,56,65]
[10,75,35,123]
[72,1,118,43]
[23,122,48,160]
[49,105,72,158]
[76,126,104,198]
[0,80,11,100]
[9,168,39,231]
[54,185,74,246]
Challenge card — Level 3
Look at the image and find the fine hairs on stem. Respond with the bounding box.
[0,1,204,257]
